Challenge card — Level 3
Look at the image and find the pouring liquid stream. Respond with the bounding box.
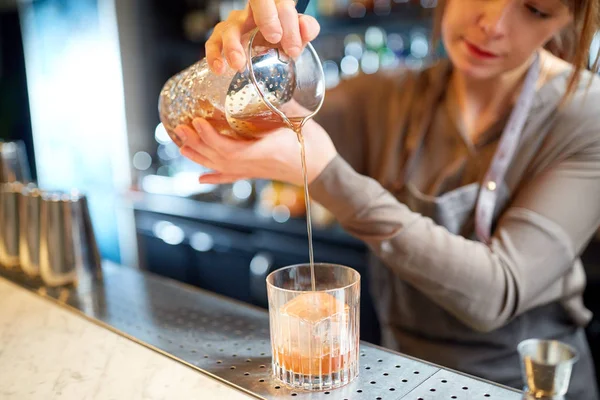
[287,117,316,292]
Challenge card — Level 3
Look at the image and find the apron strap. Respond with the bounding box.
[475,54,541,244]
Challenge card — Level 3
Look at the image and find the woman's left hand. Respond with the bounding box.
[174,117,337,187]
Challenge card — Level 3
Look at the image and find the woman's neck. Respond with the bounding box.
[449,57,534,142]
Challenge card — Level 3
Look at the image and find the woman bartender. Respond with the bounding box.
[174,0,600,397]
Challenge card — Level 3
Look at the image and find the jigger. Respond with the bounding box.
[518,338,578,399]
[18,184,42,276]
[0,182,24,268]
[39,191,102,287]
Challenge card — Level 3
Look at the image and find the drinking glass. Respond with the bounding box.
[266,263,360,390]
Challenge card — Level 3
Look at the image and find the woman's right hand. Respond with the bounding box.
[206,0,321,74]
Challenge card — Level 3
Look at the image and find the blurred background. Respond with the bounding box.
[1,0,599,378]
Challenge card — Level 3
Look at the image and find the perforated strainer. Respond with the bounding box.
[225,27,325,134]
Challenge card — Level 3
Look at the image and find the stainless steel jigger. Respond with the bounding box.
[18,185,42,277]
[0,182,24,268]
[518,338,578,399]
[39,191,102,287]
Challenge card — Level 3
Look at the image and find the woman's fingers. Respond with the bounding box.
[206,1,321,74]
[183,117,285,182]
[205,22,226,74]
[299,14,320,43]
[276,0,302,58]
[180,146,217,170]
[221,23,246,72]
[191,118,238,158]
[199,172,249,184]
[175,124,222,164]
[248,0,282,43]
[174,124,194,146]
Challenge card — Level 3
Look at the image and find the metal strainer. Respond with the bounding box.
[224,43,297,134]
[225,27,324,133]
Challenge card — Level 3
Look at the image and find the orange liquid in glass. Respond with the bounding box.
[275,349,352,375]
[274,292,355,376]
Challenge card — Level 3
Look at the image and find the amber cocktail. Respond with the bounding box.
[266,264,360,390]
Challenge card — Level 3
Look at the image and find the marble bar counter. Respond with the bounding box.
[0,262,525,400]
[0,276,254,400]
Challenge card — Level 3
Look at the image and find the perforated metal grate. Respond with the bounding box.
[0,263,523,400]
[406,370,523,400]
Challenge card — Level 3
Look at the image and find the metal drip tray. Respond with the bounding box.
[0,263,523,399]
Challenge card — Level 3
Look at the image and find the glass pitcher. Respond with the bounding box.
[158,28,325,144]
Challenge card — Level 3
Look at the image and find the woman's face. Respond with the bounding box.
[442,0,573,79]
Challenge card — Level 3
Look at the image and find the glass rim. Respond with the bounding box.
[266,263,360,294]
[517,338,580,364]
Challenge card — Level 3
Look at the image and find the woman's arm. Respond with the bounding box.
[309,124,600,332]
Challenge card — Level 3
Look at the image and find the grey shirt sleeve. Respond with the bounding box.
[313,71,409,177]
[312,76,369,175]
[309,126,600,332]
